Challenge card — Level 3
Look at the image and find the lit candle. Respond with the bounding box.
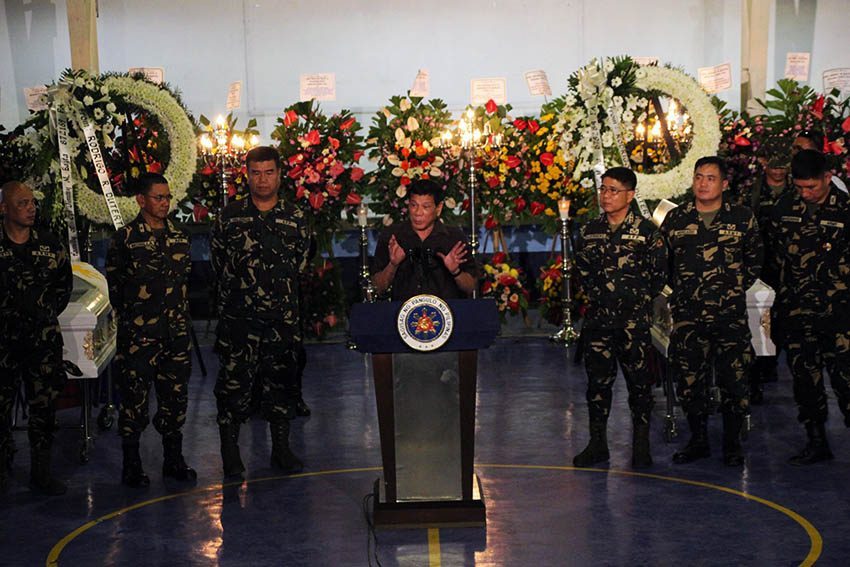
[231,134,245,149]
[357,203,368,227]
[249,134,260,147]
[199,134,213,150]
[558,197,571,220]
[215,115,226,128]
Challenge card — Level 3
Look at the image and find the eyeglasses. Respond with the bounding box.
[146,194,173,202]
[598,186,633,196]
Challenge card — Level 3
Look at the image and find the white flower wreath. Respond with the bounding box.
[69,76,196,224]
[632,66,721,201]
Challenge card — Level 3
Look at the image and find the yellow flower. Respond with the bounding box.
[541,113,554,122]
[484,264,494,274]
[544,208,555,216]
[537,127,549,136]
[510,268,518,278]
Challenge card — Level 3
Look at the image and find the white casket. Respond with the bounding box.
[650,280,776,357]
[58,262,117,378]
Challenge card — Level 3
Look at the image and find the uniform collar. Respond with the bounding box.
[683,197,731,215]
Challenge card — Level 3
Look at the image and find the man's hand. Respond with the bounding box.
[437,241,468,275]
[388,235,406,267]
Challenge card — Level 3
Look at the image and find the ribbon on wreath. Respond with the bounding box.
[78,113,124,230]
[52,110,82,262]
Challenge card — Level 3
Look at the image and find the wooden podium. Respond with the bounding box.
[350,298,499,528]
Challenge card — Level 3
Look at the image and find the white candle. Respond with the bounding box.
[558,197,571,220]
[357,203,368,227]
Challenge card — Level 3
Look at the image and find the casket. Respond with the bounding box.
[58,262,117,378]
[650,280,776,357]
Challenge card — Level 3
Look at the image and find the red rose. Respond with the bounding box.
[485,215,498,230]
[481,281,492,295]
[350,166,365,181]
[733,135,751,147]
[527,120,540,134]
[539,152,554,166]
[401,147,411,158]
[400,176,411,186]
[492,251,507,264]
[340,117,356,130]
[514,196,527,213]
[192,203,208,222]
[421,174,430,180]
[345,192,362,205]
[308,191,325,209]
[485,99,498,114]
[513,119,527,131]
[305,129,320,145]
[283,110,299,126]
[147,162,162,173]
[530,201,545,215]
[329,136,340,150]
[506,155,521,169]
[498,274,517,286]
[400,160,410,171]
[486,175,500,188]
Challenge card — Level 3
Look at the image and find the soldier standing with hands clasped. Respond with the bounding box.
[107,172,197,487]
[0,181,73,495]
[211,146,310,477]
[661,157,763,467]
[572,167,667,469]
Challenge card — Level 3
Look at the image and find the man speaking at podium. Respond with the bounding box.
[372,179,476,300]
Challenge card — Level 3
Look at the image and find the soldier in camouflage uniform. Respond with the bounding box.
[765,150,850,465]
[211,146,310,476]
[573,168,667,469]
[741,138,794,402]
[106,172,196,487]
[0,181,72,495]
[661,157,763,467]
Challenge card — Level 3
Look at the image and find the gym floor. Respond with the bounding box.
[2,336,849,566]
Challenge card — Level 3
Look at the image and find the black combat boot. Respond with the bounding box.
[162,433,197,481]
[722,413,745,467]
[573,421,609,467]
[219,423,245,477]
[788,422,834,466]
[29,444,67,496]
[673,413,710,464]
[122,434,150,488]
[270,421,303,474]
[632,421,652,469]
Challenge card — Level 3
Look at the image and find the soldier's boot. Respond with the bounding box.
[29,444,67,496]
[270,421,303,474]
[788,423,834,466]
[573,421,609,467]
[722,413,745,467]
[162,433,197,482]
[295,398,312,417]
[673,413,710,464]
[632,421,652,469]
[219,423,245,477]
[122,434,150,488]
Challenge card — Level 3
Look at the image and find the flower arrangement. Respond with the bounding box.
[299,257,347,340]
[272,100,365,251]
[536,255,564,325]
[11,69,196,228]
[480,251,529,321]
[470,101,535,228]
[365,94,459,225]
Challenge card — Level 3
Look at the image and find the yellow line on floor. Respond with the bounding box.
[428,528,441,567]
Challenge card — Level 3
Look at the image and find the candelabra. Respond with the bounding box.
[357,203,376,303]
[198,115,259,209]
[441,109,503,299]
[550,197,579,346]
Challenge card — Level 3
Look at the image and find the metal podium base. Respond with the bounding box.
[372,474,486,529]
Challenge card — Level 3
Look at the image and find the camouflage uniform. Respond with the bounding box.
[106,214,193,439]
[661,199,763,416]
[765,189,850,427]
[211,197,310,426]
[0,227,72,467]
[575,211,667,425]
